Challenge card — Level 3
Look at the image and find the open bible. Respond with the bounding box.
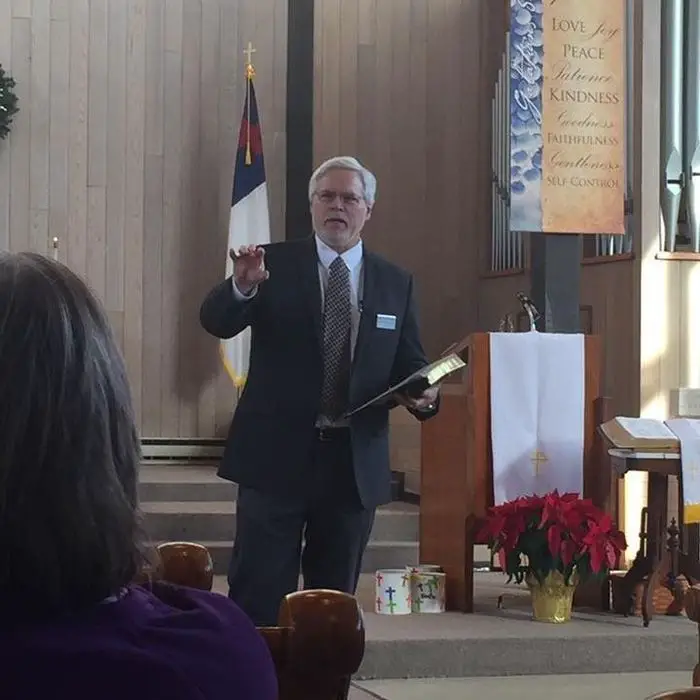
[599,416,681,452]
[344,353,466,417]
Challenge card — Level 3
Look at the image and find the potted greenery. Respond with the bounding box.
[478,490,627,623]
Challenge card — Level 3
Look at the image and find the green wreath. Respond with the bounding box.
[0,65,19,141]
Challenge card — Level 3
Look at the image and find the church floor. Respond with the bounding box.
[350,672,691,700]
[212,573,698,681]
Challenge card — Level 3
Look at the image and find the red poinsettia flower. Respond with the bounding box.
[477,494,545,553]
[580,519,628,573]
[479,489,627,583]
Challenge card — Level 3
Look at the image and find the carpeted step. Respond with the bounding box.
[139,464,235,502]
[152,539,419,576]
[141,500,419,543]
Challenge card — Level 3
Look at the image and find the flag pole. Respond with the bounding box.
[244,41,256,166]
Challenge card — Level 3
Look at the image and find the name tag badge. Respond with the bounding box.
[376,313,397,331]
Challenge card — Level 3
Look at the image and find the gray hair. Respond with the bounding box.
[308,156,377,206]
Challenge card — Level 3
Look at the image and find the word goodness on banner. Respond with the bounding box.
[509,0,626,234]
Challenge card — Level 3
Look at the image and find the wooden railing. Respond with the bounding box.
[136,541,364,700]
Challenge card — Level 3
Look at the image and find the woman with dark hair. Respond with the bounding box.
[0,252,277,699]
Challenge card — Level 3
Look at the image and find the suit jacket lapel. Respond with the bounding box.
[352,250,378,374]
[299,236,322,346]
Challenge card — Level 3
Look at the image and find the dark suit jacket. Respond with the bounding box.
[199,236,438,509]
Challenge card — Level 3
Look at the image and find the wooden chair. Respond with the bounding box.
[138,542,364,700]
[646,691,700,700]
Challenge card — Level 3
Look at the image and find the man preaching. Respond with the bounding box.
[200,156,439,626]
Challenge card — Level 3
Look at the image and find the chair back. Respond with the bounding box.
[144,542,365,700]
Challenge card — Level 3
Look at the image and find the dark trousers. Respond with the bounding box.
[227,428,375,626]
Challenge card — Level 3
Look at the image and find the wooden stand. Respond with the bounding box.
[607,451,700,627]
[419,332,615,612]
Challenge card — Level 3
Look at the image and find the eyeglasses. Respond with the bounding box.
[314,190,364,207]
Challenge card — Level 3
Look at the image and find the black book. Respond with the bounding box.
[344,353,466,417]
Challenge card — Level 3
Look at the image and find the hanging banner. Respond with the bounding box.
[509,0,626,234]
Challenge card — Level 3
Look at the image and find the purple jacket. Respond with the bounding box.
[0,583,278,699]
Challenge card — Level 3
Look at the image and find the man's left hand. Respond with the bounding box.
[394,385,439,412]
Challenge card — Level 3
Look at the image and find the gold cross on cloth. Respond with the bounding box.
[530,450,548,476]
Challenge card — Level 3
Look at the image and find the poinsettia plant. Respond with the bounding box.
[477,491,627,585]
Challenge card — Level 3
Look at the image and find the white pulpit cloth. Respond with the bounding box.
[489,332,585,505]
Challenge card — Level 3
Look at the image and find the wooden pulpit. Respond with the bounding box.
[419,332,614,612]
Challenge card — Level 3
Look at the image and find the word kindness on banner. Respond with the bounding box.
[509,0,626,234]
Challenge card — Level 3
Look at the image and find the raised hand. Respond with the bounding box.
[230,245,269,295]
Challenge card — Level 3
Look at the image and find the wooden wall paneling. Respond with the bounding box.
[106,0,127,347]
[195,0,221,439]
[406,0,427,318]
[449,0,478,340]
[0,0,288,438]
[0,0,11,249]
[142,0,165,438]
[12,0,30,20]
[124,0,147,430]
[478,261,639,419]
[316,0,342,159]
[29,0,50,255]
[86,0,108,301]
[314,0,490,484]
[49,13,70,267]
[314,0,483,358]
[399,0,423,326]
[270,1,288,242]
[285,0,312,239]
[87,0,108,191]
[373,0,393,259]
[252,0,283,242]
[161,0,185,437]
[213,0,239,436]
[356,0,376,187]
[68,0,89,278]
[9,13,30,253]
[580,262,637,415]
[355,10,376,191]
[177,0,202,437]
[51,0,70,21]
[340,0,359,155]
[476,274,526,331]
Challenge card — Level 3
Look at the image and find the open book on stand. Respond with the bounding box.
[599,416,683,452]
[344,352,466,418]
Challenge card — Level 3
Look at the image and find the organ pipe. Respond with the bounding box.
[660,0,684,252]
[685,0,700,252]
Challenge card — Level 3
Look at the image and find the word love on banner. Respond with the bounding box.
[509,0,626,234]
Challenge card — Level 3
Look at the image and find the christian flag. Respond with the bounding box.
[221,61,271,388]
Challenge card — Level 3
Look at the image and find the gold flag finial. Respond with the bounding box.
[243,42,256,165]
[244,41,256,79]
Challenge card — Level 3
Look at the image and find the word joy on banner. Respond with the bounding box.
[509,0,626,235]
